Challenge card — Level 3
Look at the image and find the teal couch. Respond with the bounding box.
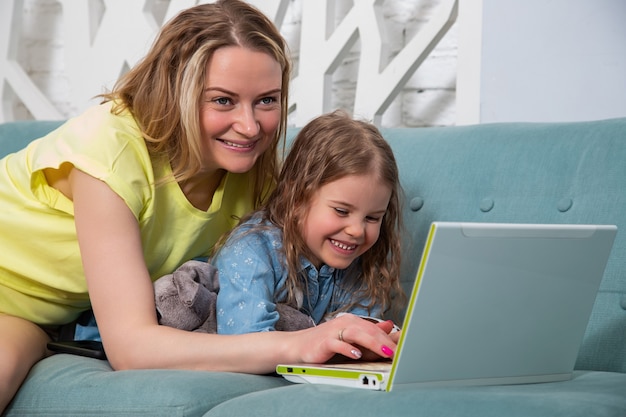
[2,118,626,417]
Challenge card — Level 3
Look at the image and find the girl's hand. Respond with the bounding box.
[375,319,402,344]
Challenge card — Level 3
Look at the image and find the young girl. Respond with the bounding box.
[0,2,398,412]
[214,110,405,336]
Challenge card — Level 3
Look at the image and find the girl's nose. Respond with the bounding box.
[345,220,365,239]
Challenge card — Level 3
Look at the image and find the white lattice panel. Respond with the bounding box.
[0,0,457,126]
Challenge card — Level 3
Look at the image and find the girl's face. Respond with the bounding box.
[199,46,282,174]
[302,173,392,270]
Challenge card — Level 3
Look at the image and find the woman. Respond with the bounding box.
[0,1,397,412]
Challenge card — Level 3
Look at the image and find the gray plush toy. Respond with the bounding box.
[154,260,315,333]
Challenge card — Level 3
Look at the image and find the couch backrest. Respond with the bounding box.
[2,118,625,374]
[375,118,626,374]
[0,120,64,155]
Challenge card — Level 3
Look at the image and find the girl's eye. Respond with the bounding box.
[334,208,348,216]
[366,216,382,223]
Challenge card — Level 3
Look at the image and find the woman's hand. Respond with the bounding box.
[339,316,401,362]
[288,313,398,364]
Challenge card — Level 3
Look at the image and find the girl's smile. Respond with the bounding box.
[330,239,357,252]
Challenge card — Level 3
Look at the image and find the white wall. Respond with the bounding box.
[457,0,626,124]
[2,0,459,127]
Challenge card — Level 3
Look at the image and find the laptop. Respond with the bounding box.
[276,222,617,391]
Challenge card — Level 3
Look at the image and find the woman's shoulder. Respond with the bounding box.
[26,102,145,167]
[27,102,155,216]
[68,102,141,142]
[32,102,143,160]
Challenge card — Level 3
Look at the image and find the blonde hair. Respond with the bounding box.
[100,0,291,207]
[267,110,405,318]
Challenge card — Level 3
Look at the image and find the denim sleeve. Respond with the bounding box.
[214,231,282,334]
[346,303,382,318]
[332,278,382,319]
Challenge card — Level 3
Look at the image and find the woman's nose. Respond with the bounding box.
[233,105,260,137]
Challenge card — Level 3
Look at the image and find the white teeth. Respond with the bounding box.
[222,140,253,148]
[331,239,356,250]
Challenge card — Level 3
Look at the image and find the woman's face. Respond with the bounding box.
[199,46,283,174]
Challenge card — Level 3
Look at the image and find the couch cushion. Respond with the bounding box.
[204,371,626,417]
[5,354,289,417]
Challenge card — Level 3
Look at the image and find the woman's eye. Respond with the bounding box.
[259,97,277,105]
[214,97,232,106]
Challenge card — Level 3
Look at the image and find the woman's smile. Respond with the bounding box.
[217,137,258,150]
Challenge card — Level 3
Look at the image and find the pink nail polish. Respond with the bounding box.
[381,345,394,356]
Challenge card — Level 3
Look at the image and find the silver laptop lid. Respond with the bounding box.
[390,222,617,389]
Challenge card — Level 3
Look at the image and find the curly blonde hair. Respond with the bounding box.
[266,110,405,319]
[100,0,291,207]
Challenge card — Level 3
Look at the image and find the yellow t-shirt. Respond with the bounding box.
[0,103,257,325]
